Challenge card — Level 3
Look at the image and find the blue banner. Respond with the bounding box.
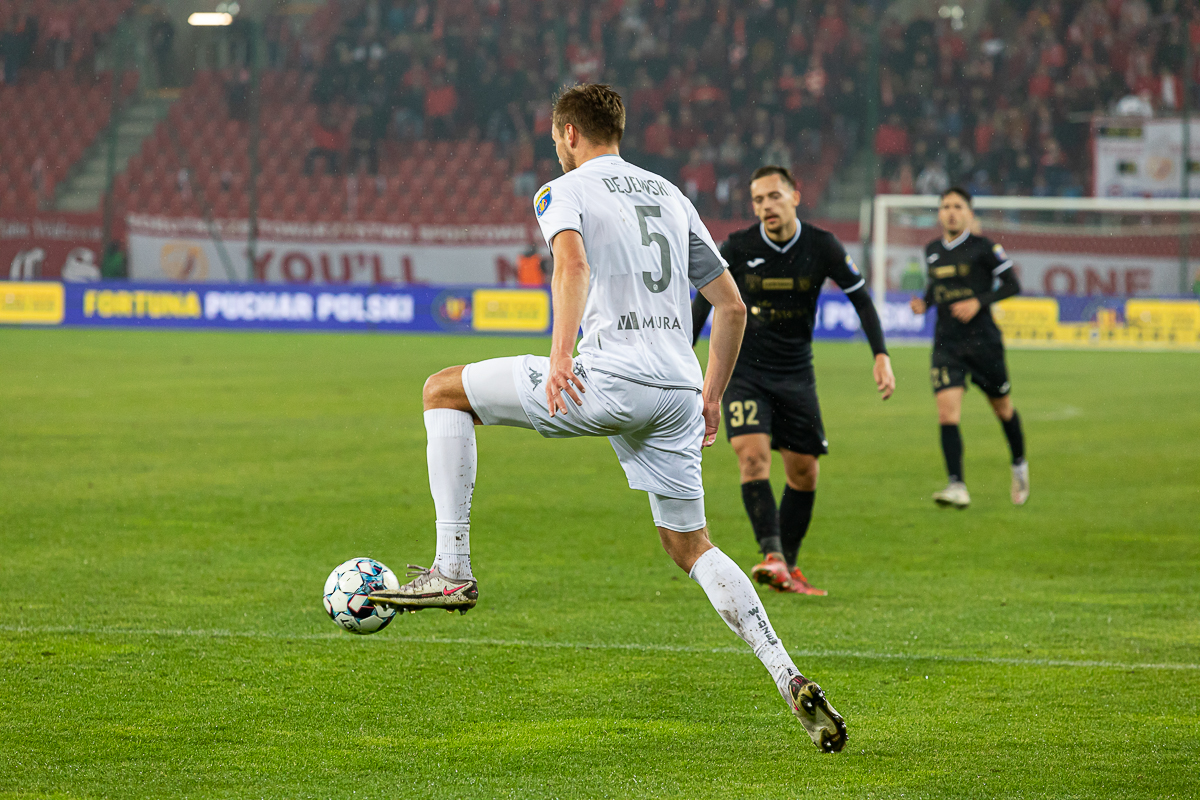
[48,282,552,335]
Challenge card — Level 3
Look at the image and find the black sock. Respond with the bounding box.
[940,424,964,483]
[1000,410,1025,464]
[779,487,815,567]
[741,479,781,557]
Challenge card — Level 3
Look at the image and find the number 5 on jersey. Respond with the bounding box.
[636,205,671,293]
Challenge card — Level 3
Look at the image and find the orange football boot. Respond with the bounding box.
[787,566,828,596]
[751,553,794,592]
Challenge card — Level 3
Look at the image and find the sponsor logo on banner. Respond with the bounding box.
[434,291,473,331]
[83,288,203,319]
[0,281,64,324]
[161,241,210,281]
[472,289,550,332]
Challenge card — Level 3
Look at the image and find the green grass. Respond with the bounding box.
[1,328,1197,799]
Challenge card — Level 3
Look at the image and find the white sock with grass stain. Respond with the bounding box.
[689,547,799,695]
[424,408,476,581]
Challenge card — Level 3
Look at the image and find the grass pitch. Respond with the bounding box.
[1,328,1197,799]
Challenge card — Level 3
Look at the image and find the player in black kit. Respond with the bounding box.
[909,187,1029,509]
[692,166,894,595]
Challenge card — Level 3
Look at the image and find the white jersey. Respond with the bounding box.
[534,155,727,391]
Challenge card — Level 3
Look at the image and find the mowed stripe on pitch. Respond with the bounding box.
[2,624,1197,672]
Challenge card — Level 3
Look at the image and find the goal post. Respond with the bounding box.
[868,195,1200,348]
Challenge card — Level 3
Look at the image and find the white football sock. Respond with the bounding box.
[424,408,476,581]
[690,547,800,696]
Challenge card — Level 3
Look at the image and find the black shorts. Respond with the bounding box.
[931,337,1011,398]
[723,369,828,455]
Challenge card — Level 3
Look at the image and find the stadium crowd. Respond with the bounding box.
[2,0,1197,217]
[282,0,1197,213]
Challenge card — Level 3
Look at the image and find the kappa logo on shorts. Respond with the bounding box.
[535,187,552,217]
[528,366,543,389]
[573,362,588,380]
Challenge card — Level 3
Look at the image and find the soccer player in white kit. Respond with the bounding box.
[369,84,846,752]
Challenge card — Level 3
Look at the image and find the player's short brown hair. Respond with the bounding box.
[553,84,625,145]
[941,186,973,205]
[750,165,797,190]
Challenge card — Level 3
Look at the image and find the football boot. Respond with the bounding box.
[1011,460,1030,506]
[751,553,794,592]
[786,566,828,596]
[784,675,847,753]
[367,564,478,614]
[932,481,970,509]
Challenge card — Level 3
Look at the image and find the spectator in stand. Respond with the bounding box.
[45,3,72,71]
[916,160,950,196]
[875,114,910,180]
[424,73,458,140]
[1,14,22,84]
[641,111,676,179]
[149,7,176,88]
[348,105,381,175]
[305,110,344,176]
[1008,152,1035,195]
[226,68,251,121]
[679,147,717,212]
[511,135,537,199]
[762,135,794,172]
[943,137,974,186]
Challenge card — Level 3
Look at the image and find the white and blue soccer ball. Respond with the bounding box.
[323,557,400,634]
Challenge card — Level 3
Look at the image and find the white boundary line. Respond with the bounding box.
[3,624,1197,672]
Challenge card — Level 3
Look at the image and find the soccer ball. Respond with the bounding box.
[323,557,400,634]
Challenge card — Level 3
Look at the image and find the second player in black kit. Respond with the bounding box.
[692,166,893,595]
[924,231,1019,398]
[912,187,1029,508]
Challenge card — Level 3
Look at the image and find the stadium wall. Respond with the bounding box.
[123,215,1195,298]
[1,212,113,281]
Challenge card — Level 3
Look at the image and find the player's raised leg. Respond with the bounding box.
[732,433,793,592]
[989,394,1029,505]
[778,449,826,595]
[655,509,846,753]
[933,387,971,508]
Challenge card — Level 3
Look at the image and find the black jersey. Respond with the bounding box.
[923,232,1021,344]
[707,222,867,374]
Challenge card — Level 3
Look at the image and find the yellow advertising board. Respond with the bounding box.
[992,297,1059,341]
[472,289,550,333]
[0,282,64,325]
[994,296,1200,349]
[1125,299,1200,344]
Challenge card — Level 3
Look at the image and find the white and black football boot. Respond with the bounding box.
[367,564,478,615]
[785,676,847,753]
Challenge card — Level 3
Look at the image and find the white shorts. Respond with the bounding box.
[461,355,707,502]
